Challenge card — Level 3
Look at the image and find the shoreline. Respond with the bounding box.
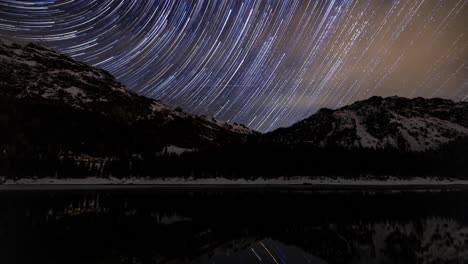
[1,183,468,192]
[2,177,468,191]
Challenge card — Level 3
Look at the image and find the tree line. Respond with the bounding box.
[1,138,467,180]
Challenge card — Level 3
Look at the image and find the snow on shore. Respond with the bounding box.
[2,176,468,185]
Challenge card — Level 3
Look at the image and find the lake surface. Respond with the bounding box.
[1,187,467,264]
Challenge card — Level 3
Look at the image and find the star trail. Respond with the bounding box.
[0,0,467,131]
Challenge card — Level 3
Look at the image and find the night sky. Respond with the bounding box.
[0,0,467,132]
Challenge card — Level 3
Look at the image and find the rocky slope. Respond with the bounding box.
[267,96,468,151]
[0,39,253,157]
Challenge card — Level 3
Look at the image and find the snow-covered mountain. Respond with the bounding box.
[1,38,466,157]
[0,39,253,153]
[267,96,468,151]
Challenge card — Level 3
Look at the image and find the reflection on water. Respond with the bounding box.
[0,189,467,264]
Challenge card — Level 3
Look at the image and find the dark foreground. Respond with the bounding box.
[1,188,467,264]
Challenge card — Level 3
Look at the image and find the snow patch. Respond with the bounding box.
[157,145,195,156]
[64,86,84,97]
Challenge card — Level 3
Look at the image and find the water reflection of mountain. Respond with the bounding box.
[184,218,468,264]
[1,190,467,264]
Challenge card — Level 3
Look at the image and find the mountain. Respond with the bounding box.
[1,39,467,179]
[0,39,253,157]
[267,96,468,151]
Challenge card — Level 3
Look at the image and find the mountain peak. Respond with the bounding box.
[0,40,253,154]
[268,96,468,151]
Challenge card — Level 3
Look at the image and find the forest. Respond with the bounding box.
[1,137,467,181]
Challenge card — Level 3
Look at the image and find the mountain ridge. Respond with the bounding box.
[0,39,253,156]
[2,39,467,154]
[1,39,253,131]
[1,40,468,179]
[267,95,468,151]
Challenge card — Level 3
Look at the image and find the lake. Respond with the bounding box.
[1,187,467,264]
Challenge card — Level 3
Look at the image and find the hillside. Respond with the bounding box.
[0,40,253,159]
[267,96,468,151]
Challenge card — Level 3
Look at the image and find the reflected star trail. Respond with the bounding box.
[0,0,467,131]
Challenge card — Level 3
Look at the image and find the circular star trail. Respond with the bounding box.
[0,0,467,131]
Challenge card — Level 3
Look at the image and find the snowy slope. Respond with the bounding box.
[268,96,468,151]
[0,39,253,149]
